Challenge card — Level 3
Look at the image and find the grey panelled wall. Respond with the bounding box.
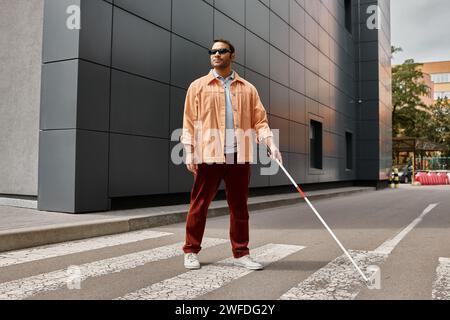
[355,0,392,181]
[38,0,391,213]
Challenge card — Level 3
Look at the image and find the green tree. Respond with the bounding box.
[391,46,431,137]
[430,98,450,155]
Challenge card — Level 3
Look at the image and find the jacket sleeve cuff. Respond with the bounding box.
[256,128,273,144]
[180,129,195,146]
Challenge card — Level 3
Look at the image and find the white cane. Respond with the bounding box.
[267,147,372,284]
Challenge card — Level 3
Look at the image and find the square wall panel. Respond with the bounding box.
[305,41,319,74]
[305,69,319,101]
[42,0,80,63]
[110,69,170,138]
[233,63,246,78]
[306,96,319,116]
[38,129,109,213]
[112,8,170,82]
[76,60,111,132]
[41,59,110,132]
[319,27,330,56]
[290,29,305,65]
[289,0,305,36]
[289,122,307,154]
[246,31,270,77]
[169,87,188,136]
[304,0,319,21]
[290,90,306,124]
[250,162,270,188]
[323,131,338,158]
[214,10,246,65]
[318,77,330,107]
[270,11,289,54]
[43,0,112,65]
[214,0,245,26]
[172,0,213,48]
[269,151,290,186]
[171,35,212,89]
[114,0,171,29]
[109,134,169,197]
[246,0,270,41]
[319,52,330,81]
[169,142,195,193]
[288,153,306,182]
[245,69,270,108]
[270,46,289,87]
[304,12,319,47]
[319,157,339,182]
[271,0,289,22]
[75,130,109,212]
[38,130,76,212]
[40,60,79,130]
[268,115,289,152]
[270,81,289,119]
[79,0,112,66]
[289,59,305,94]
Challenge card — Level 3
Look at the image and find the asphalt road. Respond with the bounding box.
[0,185,449,300]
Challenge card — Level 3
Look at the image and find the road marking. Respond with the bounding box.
[116,243,305,300]
[432,257,450,300]
[374,203,439,255]
[0,230,172,268]
[279,250,387,300]
[279,203,439,300]
[0,237,227,300]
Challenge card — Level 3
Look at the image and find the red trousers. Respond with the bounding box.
[183,154,251,258]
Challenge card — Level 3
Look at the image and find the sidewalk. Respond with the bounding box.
[0,186,375,253]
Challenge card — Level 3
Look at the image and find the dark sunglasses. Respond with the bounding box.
[208,48,231,55]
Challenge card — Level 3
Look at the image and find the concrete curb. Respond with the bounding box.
[0,187,375,253]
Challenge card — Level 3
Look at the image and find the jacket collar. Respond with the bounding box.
[206,69,244,85]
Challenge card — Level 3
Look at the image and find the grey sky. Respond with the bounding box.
[391,0,450,64]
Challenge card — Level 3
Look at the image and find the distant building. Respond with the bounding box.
[420,73,435,107]
[421,61,450,101]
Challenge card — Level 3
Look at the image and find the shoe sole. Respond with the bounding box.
[233,262,264,270]
[184,265,201,270]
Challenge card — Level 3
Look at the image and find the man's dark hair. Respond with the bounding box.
[213,39,235,54]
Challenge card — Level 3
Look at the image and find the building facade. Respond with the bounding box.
[0,0,392,213]
[421,61,450,101]
[419,72,435,107]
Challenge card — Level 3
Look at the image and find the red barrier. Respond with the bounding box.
[437,173,449,185]
[415,172,450,185]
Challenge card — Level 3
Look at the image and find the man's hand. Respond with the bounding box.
[186,163,198,175]
[269,145,283,165]
[265,137,283,165]
[185,145,198,174]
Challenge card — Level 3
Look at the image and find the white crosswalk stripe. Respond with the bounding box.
[0,237,227,300]
[0,230,172,268]
[432,257,450,300]
[116,243,305,300]
[279,250,387,300]
[279,203,439,300]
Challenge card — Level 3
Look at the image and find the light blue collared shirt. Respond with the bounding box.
[212,69,237,154]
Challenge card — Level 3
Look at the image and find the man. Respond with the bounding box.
[180,39,282,270]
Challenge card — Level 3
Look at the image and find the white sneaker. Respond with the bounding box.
[184,253,200,269]
[233,255,264,270]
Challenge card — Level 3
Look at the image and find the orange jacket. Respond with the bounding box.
[180,70,273,164]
